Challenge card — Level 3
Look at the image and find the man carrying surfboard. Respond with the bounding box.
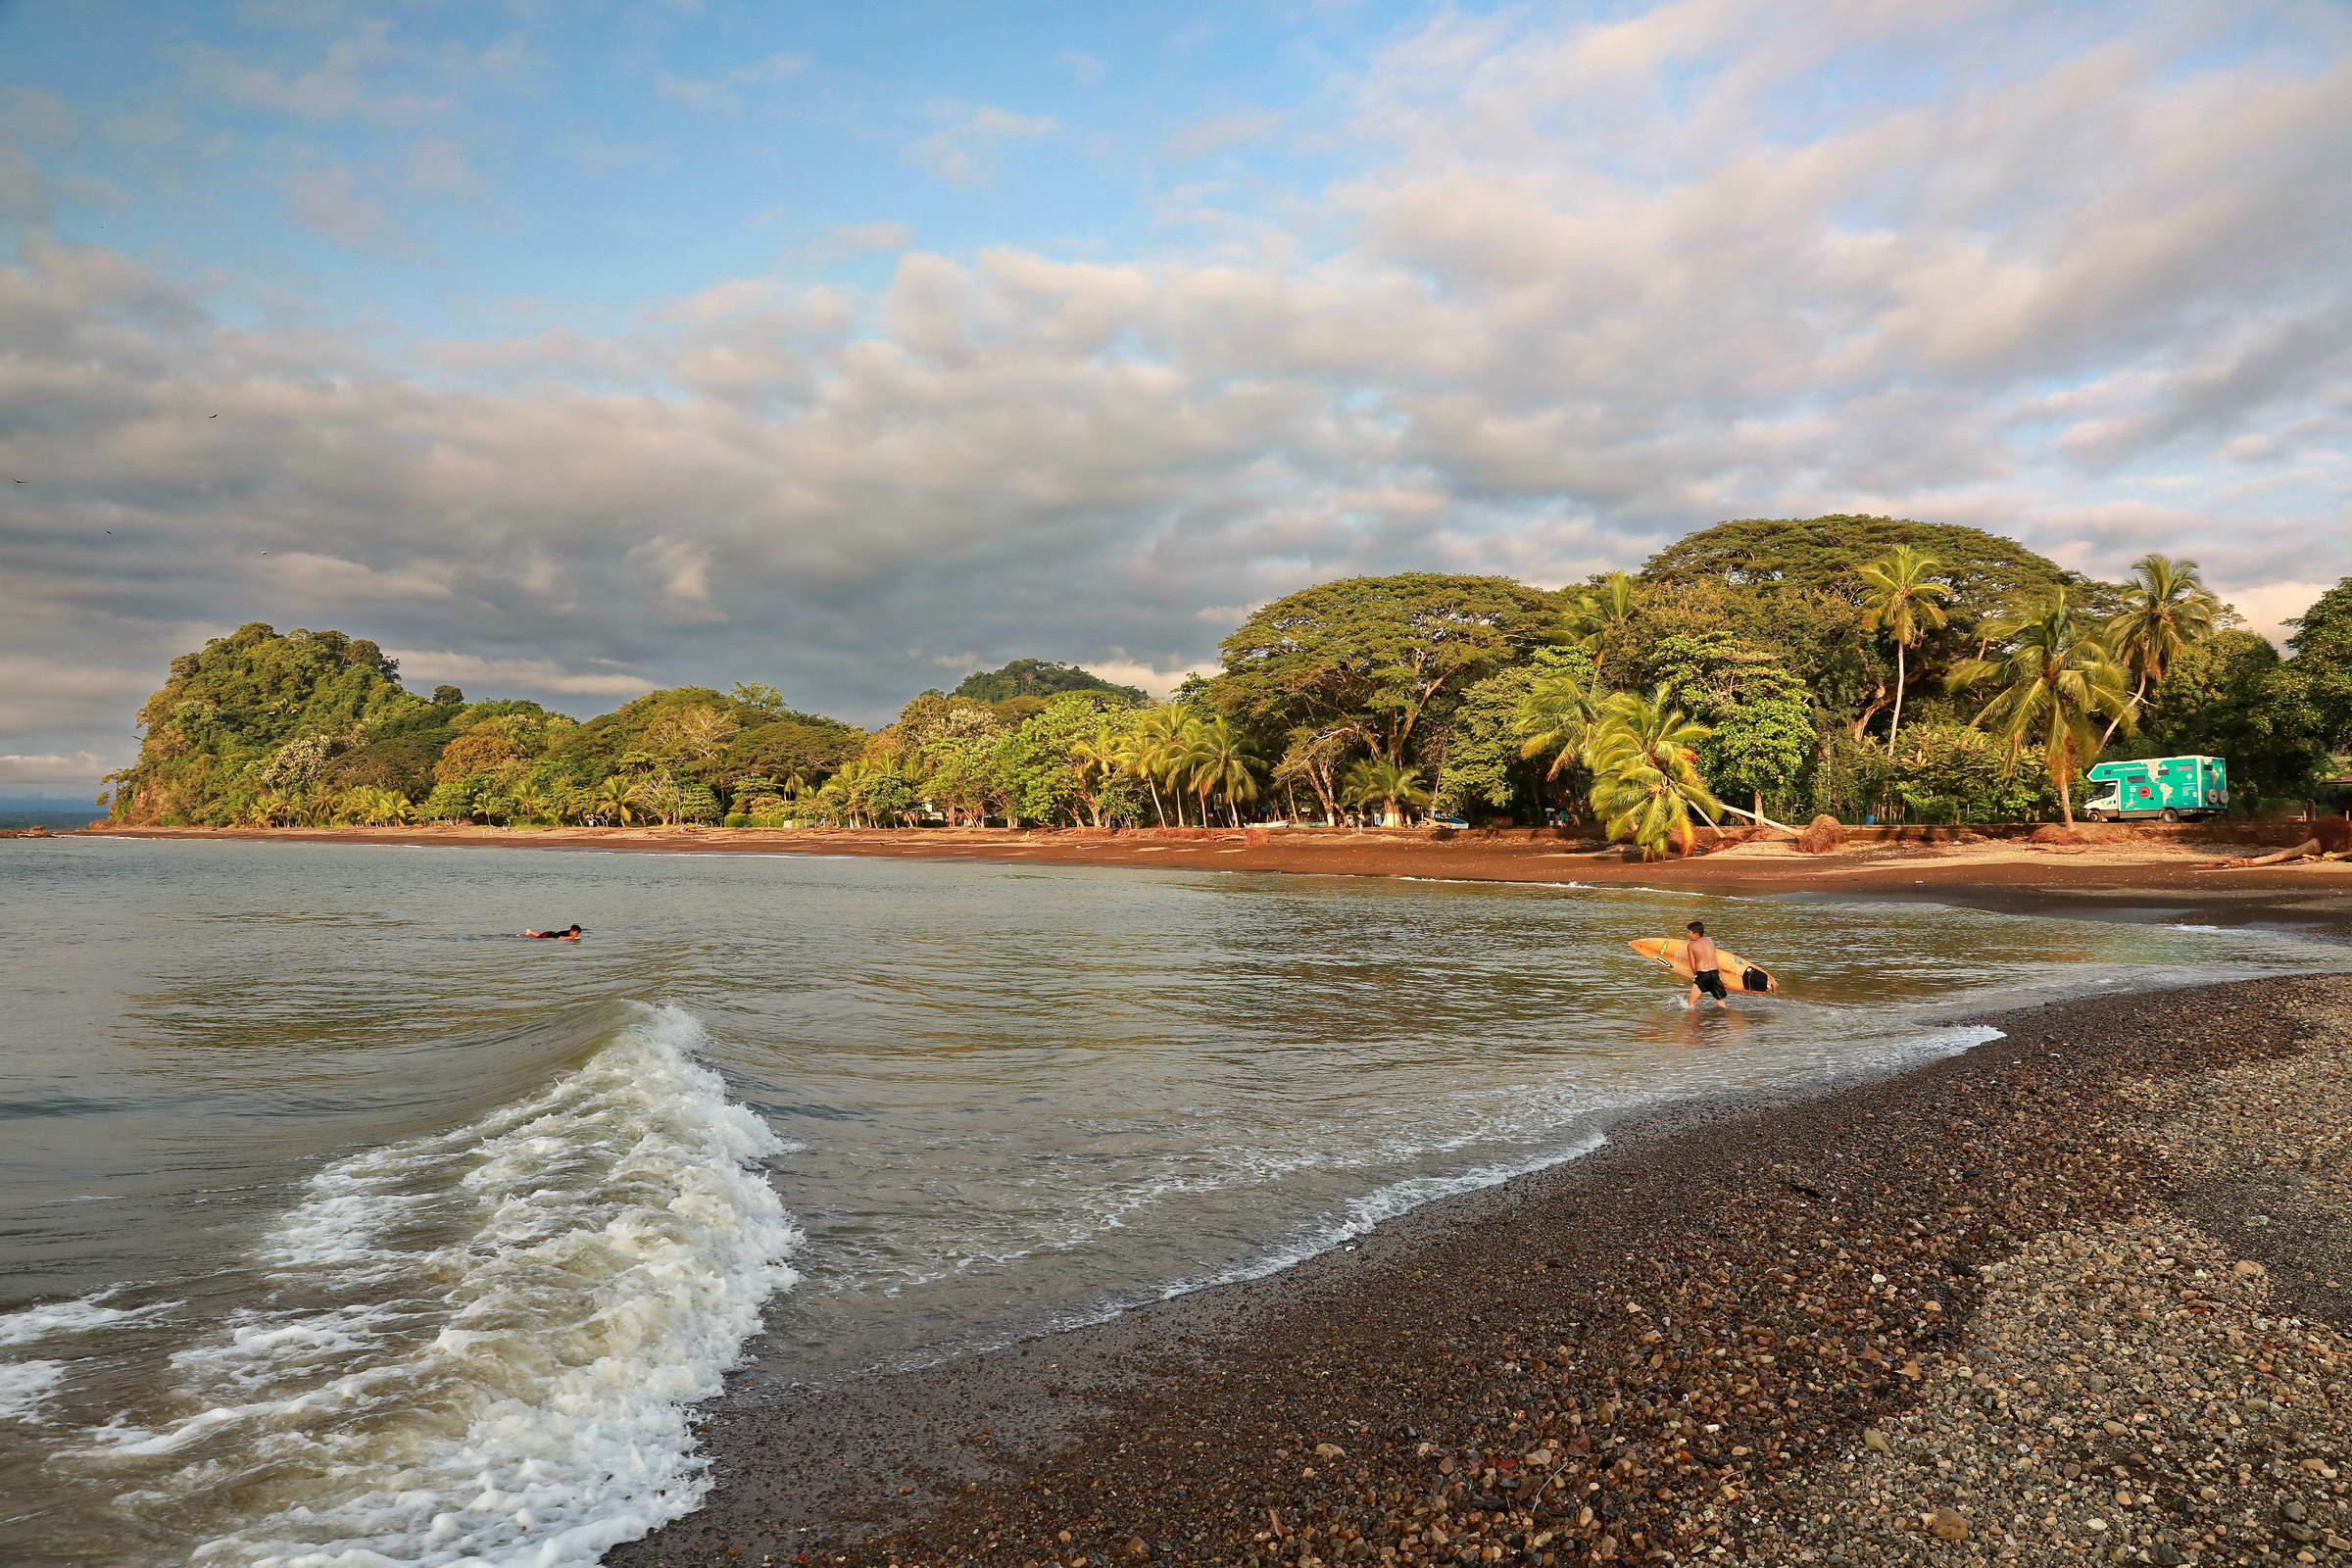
[1626,927,1776,1002]
[1683,920,1730,1009]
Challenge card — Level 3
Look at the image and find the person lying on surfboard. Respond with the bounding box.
[522,924,583,941]
[1683,920,1729,1009]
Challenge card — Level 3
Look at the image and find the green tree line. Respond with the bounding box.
[103,517,2351,858]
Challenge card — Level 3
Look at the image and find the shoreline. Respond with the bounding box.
[70,822,2352,941]
[606,971,2352,1567]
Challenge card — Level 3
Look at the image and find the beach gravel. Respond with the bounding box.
[610,979,2352,1568]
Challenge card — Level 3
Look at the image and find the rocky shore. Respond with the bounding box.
[611,975,2352,1568]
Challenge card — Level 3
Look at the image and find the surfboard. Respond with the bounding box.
[1628,938,1779,994]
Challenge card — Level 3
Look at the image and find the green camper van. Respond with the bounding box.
[2082,755,2228,822]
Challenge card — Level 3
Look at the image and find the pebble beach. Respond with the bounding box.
[612,974,2352,1568]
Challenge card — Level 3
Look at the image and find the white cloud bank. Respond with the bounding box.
[1,0,2347,780]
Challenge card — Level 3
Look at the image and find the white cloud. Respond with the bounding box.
[403,137,485,198]
[285,166,402,250]
[819,220,914,255]
[0,750,116,786]
[654,51,807,116]
[1087,658,1219,698]
[907,105,1059,187]
[0,87,76,148]
[2,0,2346,772]
[2222,580,2334,646]
[1165,107,1283,160]
[382,651,659,697]
[189,22,452,122]
[1055,50,1107,85]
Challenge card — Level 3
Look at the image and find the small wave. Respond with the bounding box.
[0,1359,68,1423]
[1162,1131,1613,1300]
[0,1295,177,1348]
[64,1003,798,1568]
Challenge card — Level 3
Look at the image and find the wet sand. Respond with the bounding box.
[605,974,2352,1567]
[78,821,2352,941]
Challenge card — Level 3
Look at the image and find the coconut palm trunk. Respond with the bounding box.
[1889,640,1907,754]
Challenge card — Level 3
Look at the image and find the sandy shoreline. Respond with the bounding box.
[71,821,2352,940]
[601,973,2352,1567]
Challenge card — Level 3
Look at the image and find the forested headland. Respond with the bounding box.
[101,516,2352,858]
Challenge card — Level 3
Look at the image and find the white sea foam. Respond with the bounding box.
[0,1358,68,1422]
[1163,1131,1614,1300]
[0,1295,176,1348]
[70,1003,799,1568]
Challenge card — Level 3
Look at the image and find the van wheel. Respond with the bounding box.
[2160,808,2180,823]
[2085,810,2106,823]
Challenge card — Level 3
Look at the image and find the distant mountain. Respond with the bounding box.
[0,804,97,830]
[952,659,1146,705]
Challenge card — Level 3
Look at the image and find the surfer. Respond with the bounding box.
[1683,920,1730,1009]
[522,924,583,941]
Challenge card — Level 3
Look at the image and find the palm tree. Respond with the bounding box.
[830,758,881,827]
[2101,554,2219,747]
[590,775,642,827]
[346,786,414,826]
[1585,689,1721,860]
[1174,716,1265,826]
[1122,709,1185,826]
[1858,545,1953,755]
[1947,591,2134,827]
[508,785,556,826]
[1515,666,1596,780]
[1142,710,1209,825]
[1341,758,1431,827]
[1068,726,1124,827]
[1562,572,1640,670]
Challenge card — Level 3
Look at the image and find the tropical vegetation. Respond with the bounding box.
[101,516,2351,858]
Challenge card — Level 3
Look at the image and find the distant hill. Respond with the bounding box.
[0,803,97,830]
[953,659,1146,705]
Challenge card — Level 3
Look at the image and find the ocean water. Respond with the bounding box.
[0,837,2341,1566]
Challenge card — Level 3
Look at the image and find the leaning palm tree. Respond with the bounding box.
[2101,554,2219,746]
[1340,758,1432,827]
[1145,711,1211,825]
[1858,545,1953,755]
[1947,591,2134,827]
[1515,666,1597,780]
[1173,716,1265,827]
[1585,689,1721,860]
[1121,709,1187,826]
[589,775,642,827]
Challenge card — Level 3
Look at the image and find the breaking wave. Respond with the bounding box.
[59,1003,798,1568]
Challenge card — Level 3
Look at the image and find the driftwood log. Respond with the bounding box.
[2197,816,2352,869]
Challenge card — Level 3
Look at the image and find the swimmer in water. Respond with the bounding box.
[522,924,583,941]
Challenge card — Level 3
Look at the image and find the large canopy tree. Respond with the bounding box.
[1211,573,1557,768]
[954,658,1147,706]
[107,623,426,824]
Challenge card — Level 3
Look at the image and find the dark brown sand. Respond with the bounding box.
[603,974,2351,1568]
[77,822,2352,940]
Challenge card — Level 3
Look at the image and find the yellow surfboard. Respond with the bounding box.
[1629,938,1780,995]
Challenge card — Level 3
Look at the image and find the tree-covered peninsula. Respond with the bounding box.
[102,517,2349,857]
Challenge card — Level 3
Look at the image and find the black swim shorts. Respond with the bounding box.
[1691,968,1729,1000]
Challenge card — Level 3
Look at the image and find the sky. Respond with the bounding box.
[2,0,2347,797]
